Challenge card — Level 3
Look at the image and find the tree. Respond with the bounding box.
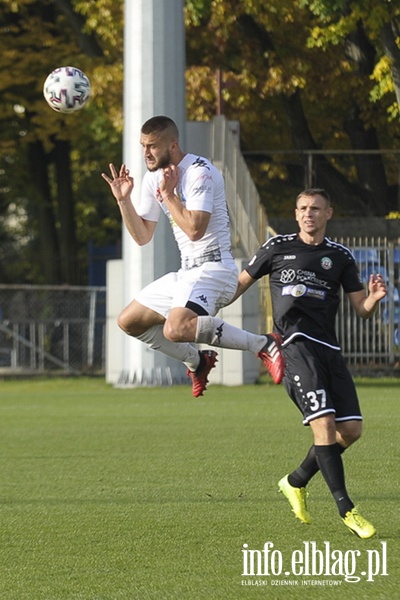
[0,0,123,283]
[1,0,399,285]
[185,0,400,217]
[301,0,400,113]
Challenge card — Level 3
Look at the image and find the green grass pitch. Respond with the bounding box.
[0,377,399,599]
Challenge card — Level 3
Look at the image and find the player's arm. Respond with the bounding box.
[101,163,156,246]
[347,273,387,318]
[118,199,157,246]
[159,165,211,241]
[225,270,257,306]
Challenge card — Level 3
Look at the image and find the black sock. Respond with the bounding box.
[288,446,320,488]
[288,443,346,489]
[314,444,354,517]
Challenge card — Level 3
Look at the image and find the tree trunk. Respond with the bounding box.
[28,141,61,283]
[380,20,400,108]
[344,107,389,215]
[343,23,389,215]
[54,140,80,284]
[283,90,368,214]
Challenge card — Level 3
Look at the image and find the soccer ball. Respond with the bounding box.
[43,66,90,114]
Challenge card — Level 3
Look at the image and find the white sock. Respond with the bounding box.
[137,325,200,371]
[195,316,266,353]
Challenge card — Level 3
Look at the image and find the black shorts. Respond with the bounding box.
[282,337,362,425]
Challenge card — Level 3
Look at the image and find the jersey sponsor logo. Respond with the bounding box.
[193,184,212,194]
[307,288,326,299]
[296,269,331,289]
[282,285,326,300]
[290,284,307,297]
[280,284,307,297]
[321,257,333,270]
[193,172,214,188]
[192,157,210,170]
[280,269,296,283]
[280,269,331,289]
[282,285,299,296]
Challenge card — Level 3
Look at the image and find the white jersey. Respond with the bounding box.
[137,153,234,268]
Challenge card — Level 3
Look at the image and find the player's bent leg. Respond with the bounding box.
[310,414,338,445]
[119,301,202,377]
[163,306,199,342]
[164,309,219,396]
[278,475,312,524]
[336,420,362,448]
[136,324,200,370]
[118,300,165,337]
[194,316,285,384]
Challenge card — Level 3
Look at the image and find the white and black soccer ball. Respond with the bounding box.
[43,66,90,114]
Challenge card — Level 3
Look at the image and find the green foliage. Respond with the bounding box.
[299,0,348,19]
[185,0,213,26]
[300,0,400,116]
[185,0,400,217]
[0,0,123,283]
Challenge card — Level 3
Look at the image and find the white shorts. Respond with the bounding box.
[134,261,239,318]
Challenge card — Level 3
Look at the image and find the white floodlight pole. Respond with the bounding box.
[107,0,186,385]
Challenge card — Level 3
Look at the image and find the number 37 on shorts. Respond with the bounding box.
[307,388,327,412]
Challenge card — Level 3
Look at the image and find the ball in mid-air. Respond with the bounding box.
[43,66,90,114]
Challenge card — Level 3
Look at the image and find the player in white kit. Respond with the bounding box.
[102,116,284,396]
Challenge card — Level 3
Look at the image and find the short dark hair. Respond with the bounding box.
[296,188,331,205]
[141,116,179,140]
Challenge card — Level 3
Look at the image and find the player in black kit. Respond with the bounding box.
[232,188,387,538]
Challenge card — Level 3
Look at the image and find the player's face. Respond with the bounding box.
[295,195,333,239]
[140,132,173,172]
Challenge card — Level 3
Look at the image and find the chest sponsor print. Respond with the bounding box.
[282,284,327,300]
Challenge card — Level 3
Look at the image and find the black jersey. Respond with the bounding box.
[246,234,364,349]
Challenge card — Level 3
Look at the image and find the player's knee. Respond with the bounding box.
[117,312,131,334]
[164,310,198,342]
[338,422,362,447]
[163,320,183,342]
[117,310,140,337]
[164,315,196,342]
[347,427,362,445]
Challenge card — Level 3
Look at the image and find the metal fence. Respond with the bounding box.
[334,237,400,372]
[0,285,106,375]
[0,237,398,377]
[243,149,400,215]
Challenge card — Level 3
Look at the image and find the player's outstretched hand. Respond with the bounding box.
[101,163,134,203]
[368,273,387,302]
